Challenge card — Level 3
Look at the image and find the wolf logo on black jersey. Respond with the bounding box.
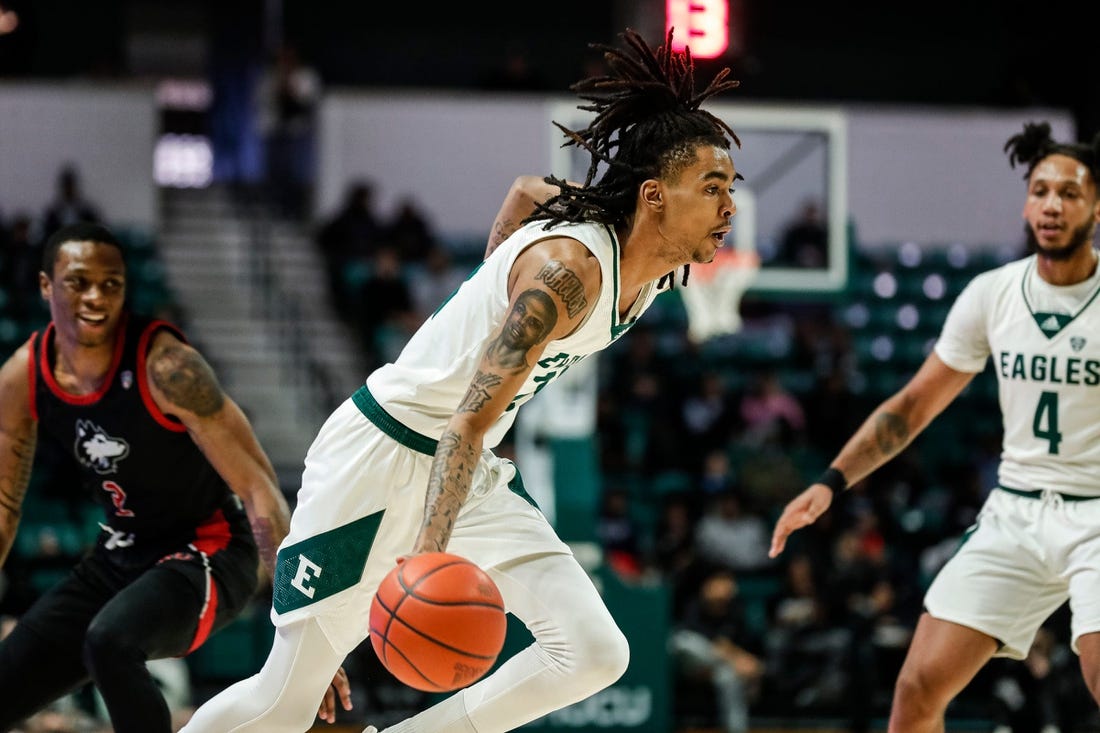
[75,419,130,474]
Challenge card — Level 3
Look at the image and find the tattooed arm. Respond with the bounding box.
[145,331,290,579]
[412,238,601,554]
[770,351,975,557]
[0,344,36,568]
[484,176,581,259]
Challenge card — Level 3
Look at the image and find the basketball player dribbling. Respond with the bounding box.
[770,122,1100,732]
[183,26,746,733]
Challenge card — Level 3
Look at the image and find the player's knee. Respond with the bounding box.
[1082,661,1100,704]
[183,677,319,733]
[572,620,630,690]
[83,617,138,672]
[892,665,944,718]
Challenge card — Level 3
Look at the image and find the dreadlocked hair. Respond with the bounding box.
[526,27,741,289]
[1005,121,1100,184]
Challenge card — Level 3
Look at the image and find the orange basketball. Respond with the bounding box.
[369,552,507,692]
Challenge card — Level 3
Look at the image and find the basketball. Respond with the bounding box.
[369,552,507,692]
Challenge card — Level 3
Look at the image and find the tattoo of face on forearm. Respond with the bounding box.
[535,261,587,318]
[458,371,504,414]
[151,343,225,417]
[490,219,516,250]
[488,289,558,369]
[874,412,909,455]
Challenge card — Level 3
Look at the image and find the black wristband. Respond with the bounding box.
[816,467,848,495]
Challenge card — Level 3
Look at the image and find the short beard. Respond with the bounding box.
[1024,220,1096,262]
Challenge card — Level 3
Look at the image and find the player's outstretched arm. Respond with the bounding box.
[144,330,290,578]
[770,351,975,558]
[145,332,353,721]
[485,176,559,259]
[0,343,36,568]
[413,237,601,555]
[484,176,581,259]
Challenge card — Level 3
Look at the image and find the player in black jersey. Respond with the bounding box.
[0,223,351,731]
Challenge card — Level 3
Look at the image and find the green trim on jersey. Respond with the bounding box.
[272,511,384,614]
[1022,258,1100,339]
[608,223,622,341]
[431,261,485,319]
[507,469,537,509]
[351,385,540,509]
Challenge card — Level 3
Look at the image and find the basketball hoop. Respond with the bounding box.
[679,247,760,343]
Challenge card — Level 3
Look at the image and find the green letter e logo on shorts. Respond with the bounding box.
[272,512,383,614]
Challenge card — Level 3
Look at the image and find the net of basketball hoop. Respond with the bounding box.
[678,248,760,344]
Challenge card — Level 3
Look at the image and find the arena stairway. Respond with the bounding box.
[157,185,369,482]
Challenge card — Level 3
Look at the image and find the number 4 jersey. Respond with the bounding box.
[935,254,1100,496]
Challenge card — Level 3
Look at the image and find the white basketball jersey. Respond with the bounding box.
[935,253,1100,495]
[366,220,663,448]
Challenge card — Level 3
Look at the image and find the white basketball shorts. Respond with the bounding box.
[924,486,1100,659]
[269,394,571,654]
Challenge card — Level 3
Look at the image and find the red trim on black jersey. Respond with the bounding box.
[38,313,129,405]
[137,319,188,433]
[26,333,39,422]
[192,506,233,555]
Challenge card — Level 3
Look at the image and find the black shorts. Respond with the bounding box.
[19,520,259,654]
[0,501,259,727]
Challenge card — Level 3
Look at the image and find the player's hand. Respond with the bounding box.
[317,666,352,723]
[769,484,834,558]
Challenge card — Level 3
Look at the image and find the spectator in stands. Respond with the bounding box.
[408,244,465,322]
[738,368,806,449]
[805,365,865,457]
[384,196,437,265]
[765,553,850,710]
[599,323,686,476]
[41,165,100,239]
[652,493,698,580]
[775,198,828,269]
[316,180,386,318]
[255,43,321,216]
[669,567,764,733]
[0,212,44,320]
[595,486,645,581]
[356,245,418,367]
[680,371,740,472]
[699,449,738,500]
[695,489,773,574]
